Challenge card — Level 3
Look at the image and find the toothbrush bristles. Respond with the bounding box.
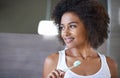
[73,60,81,67]
[63,60,81,72]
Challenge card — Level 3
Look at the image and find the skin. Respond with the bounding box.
[43,12,118,78]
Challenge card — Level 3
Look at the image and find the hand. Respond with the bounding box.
[47,69,65,78]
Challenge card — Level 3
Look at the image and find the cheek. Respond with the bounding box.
[60,32,65,42]
[60,32,63,38]
[75,29,88,40]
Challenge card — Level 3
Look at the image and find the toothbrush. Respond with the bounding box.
[63,60,81,72]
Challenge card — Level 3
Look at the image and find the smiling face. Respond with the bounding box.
[60,12,88,49]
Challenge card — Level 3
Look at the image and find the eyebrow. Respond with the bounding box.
[68,22,78,24]
[60,22,78,25]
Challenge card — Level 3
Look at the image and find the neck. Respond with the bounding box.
[66,46,96,60]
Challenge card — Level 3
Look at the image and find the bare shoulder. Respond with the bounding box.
[106,56,117,67]
[43,52,59,78]
[106,56,118,78]
[44,52,59,65]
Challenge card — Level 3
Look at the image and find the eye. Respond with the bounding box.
[69,24,77,29]
[59,25,65,30]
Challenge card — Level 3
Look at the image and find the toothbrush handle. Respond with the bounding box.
[63,66,75,72]
[69,66,75,70]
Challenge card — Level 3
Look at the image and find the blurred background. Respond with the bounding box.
[0,0,119,78]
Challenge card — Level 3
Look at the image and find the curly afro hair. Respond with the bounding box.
[51,0,110,49]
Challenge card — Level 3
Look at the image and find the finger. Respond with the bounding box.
[57,69,65,77]
[47,75,52,78]
[60,72,65,78]
[47,72,56,78]
[53,69,61,77]
[48,69,60,78]
[52,71,58,78]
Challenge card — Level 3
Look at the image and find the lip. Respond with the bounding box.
[64,37,74,44]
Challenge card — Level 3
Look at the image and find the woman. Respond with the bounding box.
[43,0,118,78]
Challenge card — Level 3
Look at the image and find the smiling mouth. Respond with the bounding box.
[64,37,74,44]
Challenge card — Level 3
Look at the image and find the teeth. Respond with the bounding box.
[65,37,74,43]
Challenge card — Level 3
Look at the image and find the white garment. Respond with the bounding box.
[57,50,111,78]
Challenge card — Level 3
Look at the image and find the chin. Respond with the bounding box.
[65,45,74,49]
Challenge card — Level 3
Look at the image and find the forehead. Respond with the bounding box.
[61,12,80,24]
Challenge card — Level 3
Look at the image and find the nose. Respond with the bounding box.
[62,27,70,36]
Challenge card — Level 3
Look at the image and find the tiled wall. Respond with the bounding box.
[0,33,63,78]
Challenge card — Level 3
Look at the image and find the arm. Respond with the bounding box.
[42,53,65,78]
[106,56,118,78]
